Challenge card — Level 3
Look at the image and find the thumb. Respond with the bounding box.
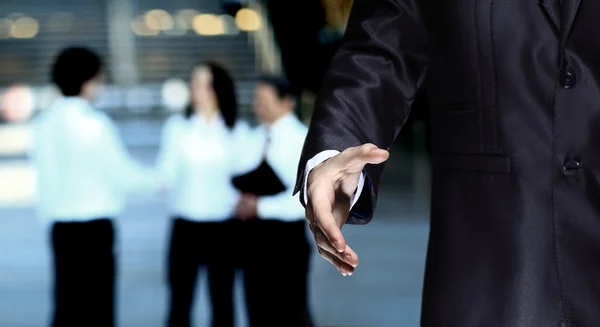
[334,143,390,172]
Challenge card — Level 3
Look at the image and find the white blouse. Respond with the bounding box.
[29,97,160,223]
[253,113,308,221]
[156,113,258,222]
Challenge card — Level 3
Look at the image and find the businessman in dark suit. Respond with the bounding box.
[295,0,600,326]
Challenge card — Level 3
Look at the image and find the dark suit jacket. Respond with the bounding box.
[294,0,599,326]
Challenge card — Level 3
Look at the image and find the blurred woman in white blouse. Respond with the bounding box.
[157,62,254,327]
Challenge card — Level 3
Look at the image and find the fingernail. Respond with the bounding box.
[348,271,353,276]
[335,243,344,253]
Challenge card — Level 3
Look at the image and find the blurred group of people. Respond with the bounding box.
[29,47,314,327]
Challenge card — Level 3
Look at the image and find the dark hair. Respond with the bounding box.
[258,75,298,100]
[184,62,237,129]
[51,47,103,96]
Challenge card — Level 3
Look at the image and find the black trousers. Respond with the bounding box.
[242,220,313,327]
[51,218,115,327]
[166,218,239,327]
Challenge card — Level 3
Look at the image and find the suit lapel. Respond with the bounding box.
[560,0,582,49]
[538,0,561,36]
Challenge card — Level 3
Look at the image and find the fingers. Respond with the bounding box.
[331,143,390,173]
[310,190,346,252]
[318,247,355,276]
[347,143,390,166]
[308,204,359,274]
[314,227,358,268]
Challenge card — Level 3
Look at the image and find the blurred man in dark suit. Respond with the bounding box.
[235,76,313,327]
[295,0,600,326]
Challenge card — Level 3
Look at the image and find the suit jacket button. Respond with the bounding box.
[563,160,580,173]
[560,68,576,89]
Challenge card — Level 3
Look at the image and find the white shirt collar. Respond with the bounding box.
[267,112,296,136]
[52,96,94,113]
[57,96,92,106]
[190,112,226,128]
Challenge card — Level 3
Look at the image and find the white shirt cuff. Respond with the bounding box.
[304,150,366,210]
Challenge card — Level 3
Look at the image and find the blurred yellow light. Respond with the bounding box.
[177,9,200,29]
[0,125,31,156]
[164,16,187,35]
[145,9,172,31]
[159,14,174,30]
[131,15,159,36]
[11,17,39,39]
[0,163,36,206]
[235,8,262,31]
[0,19,13,39]
[193,14,224,36]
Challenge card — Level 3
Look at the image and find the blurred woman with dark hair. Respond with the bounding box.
[156,62,253,327]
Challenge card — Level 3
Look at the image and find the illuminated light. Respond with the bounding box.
[177,9,200,29]
[193,14,224,36]
[0,19,13,39]
[11,17,39,39]
[131,15,159,36]
[0,163,36,206]
[159,14,174,30]
[0,125,31,156]
[1,84,35,122]
[47,12,75,33]
[162,78,190,112]
[220,15,239,35]
[163,16,187,35]
[235,8,262,31]
[145,9,173,31]
[0,125,30,156]
[164,16,188,35]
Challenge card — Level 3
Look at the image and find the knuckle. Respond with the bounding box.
[306,184,318,197]
[308,167,325,185]
[361,143,375,155]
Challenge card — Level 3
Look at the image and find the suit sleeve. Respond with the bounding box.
[294,0,431,224]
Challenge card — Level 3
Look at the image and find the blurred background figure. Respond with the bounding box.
[0,0,431,326]
[29,47,160,327]
[157,62,250,327]
[233,76,312,327]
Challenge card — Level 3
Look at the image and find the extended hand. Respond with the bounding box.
[306,144,389,276]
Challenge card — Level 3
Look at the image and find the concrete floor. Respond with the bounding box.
[0,119,431,327]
